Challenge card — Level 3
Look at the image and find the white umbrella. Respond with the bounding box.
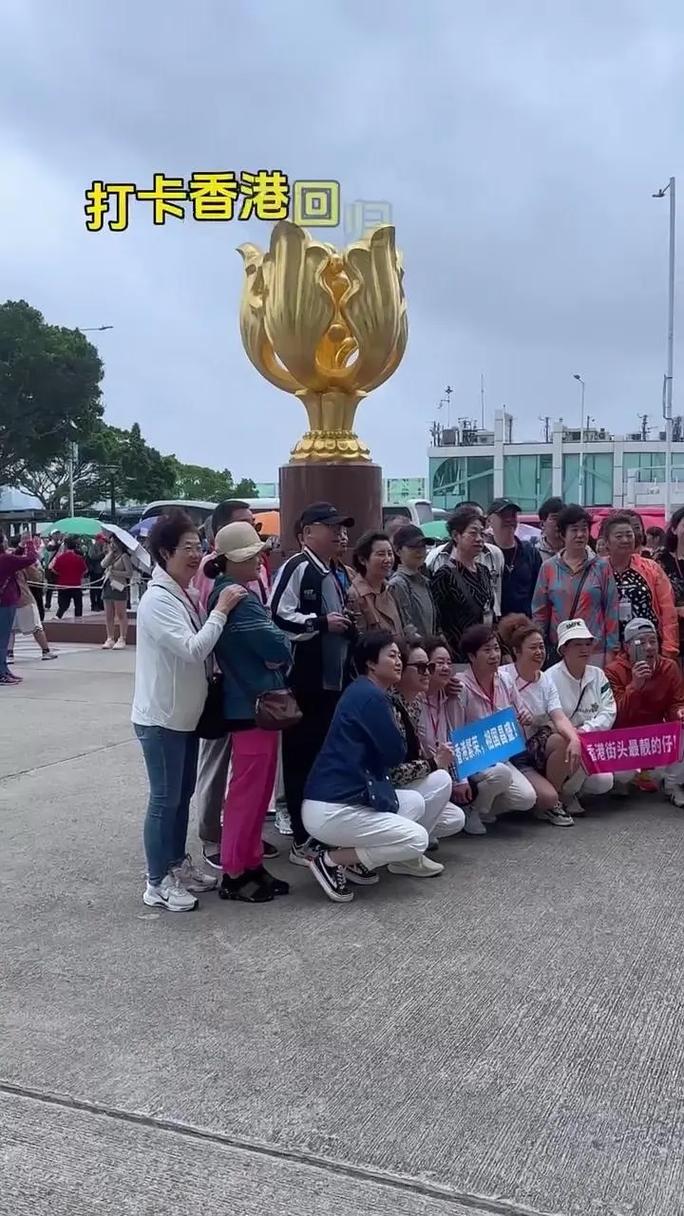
[101,522,151,571]
[516,523,541,543]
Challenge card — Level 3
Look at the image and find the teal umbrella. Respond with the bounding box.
[42,516,103,537]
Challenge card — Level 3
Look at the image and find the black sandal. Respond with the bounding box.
[218,872,273,903]
[250,865,290,897]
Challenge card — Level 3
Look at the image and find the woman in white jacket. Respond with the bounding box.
[547,618,617,816]
[132,510,246,912]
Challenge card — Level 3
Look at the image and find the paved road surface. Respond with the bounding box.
[2,641,684,1215]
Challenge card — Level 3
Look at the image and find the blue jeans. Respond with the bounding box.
[0,606,17,677]
[134,724,200,884]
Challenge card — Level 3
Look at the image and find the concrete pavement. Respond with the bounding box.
[2,640,684,1215]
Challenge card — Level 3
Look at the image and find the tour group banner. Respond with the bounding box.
[580,722,682,774]
[450,708,524,779]
[451,711,682,780]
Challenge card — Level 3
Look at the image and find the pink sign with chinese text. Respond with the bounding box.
[581,722,682,774]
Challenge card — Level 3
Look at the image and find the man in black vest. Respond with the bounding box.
[270,502,355,863]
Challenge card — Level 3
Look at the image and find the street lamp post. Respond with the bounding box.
[573,374,586,505]
[652,178,675,522]
[67,327,112,515]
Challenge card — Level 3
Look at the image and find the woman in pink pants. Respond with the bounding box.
[206,522,292,904]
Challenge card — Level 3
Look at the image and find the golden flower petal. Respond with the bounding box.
[341,226,407,391]
[263,221,335,391]
[236,242,301,393]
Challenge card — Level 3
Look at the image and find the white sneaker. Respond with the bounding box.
[563,795,587,817]
[274,806,293,836]
[480,811,497,824]
[102,638,115,649]
[388,855,444,877]
[143,873,198,912]
[42,651,58,661]
[464,809,487,835]
[536,803,574,827]
[664,782,684,808]
[289,841,314,867]
[174,854,218,892]
[113,638,126,649]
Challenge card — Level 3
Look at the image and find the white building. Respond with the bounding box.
[428,410,684,513]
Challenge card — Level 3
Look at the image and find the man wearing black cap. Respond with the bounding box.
[270,502,356,861]
[487,498,541,618]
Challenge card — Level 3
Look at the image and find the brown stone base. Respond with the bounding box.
[44,614,137,646]
[279,462,383,556]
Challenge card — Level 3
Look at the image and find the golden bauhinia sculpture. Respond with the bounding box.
[237,219,407,462]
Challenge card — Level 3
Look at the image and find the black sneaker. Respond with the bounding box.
[308,852,354,903]
[345,861,379,885]
[262,840,279,859]
[250,865,290,896]
[202,845,221,871]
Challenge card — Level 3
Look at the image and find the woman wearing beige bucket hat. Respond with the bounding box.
[206,522,293,903]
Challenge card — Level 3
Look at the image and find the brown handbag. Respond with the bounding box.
[254,688,303,731]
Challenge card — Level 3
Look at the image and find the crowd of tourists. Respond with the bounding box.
[127,495,684,912]
[0,529,143,679]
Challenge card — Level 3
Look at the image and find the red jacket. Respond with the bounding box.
[612,553,679,660]
[606,652,684,727]
[0,544,37,608]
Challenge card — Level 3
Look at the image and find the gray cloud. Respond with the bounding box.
[1,0,682,485]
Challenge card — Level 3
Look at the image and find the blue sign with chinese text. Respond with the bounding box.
[450,708,524,779]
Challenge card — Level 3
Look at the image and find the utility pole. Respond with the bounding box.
[573,374,586,505]
[444,384,453,428]
[68,446,75,516]
[480,373,485,429]
[638,413,650,442]
[66,421,78,517]
[652,177,675,521]
[539,415,551,443]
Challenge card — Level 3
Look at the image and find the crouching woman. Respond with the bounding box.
[458,625,538,833]
[302,631,432,903]
[498,618,582,827]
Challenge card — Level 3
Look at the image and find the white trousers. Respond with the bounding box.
[614,761,684,787]
[562,766,614,800]
[302,789,430,870]
[470,762,537,817]
[402,770,465,838]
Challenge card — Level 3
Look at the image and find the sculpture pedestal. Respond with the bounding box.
[279,462,383,557]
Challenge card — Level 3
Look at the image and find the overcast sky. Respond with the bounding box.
[1,0,682,484]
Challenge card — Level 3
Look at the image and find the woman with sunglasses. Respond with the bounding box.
[416,635,517,835]
[387,641,466,862]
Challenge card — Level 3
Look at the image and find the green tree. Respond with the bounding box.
[171,461,256,502]
[83,422,178,506]
[15,421,178,515]
[0,300,103,482]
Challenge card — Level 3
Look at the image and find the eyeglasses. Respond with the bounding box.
[180,544,204,555]
[407,661,430,675]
